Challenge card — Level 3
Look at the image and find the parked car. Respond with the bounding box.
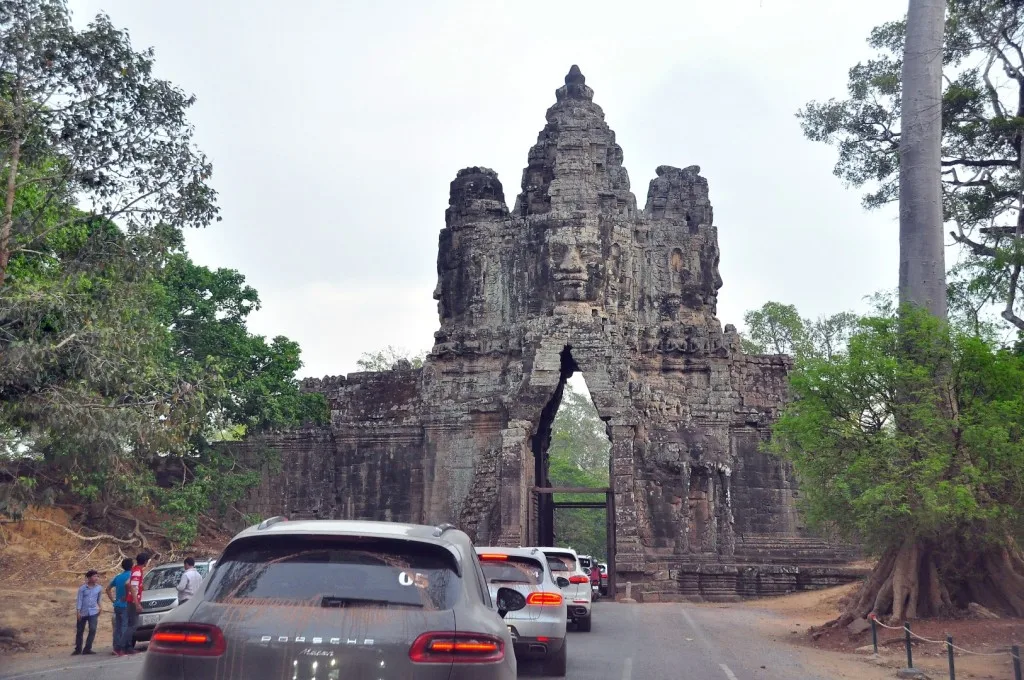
[475,546,568,676]
[539,547,592,631]
[140,517,526,680]
[598,562,609,596]
[134,559,216,642]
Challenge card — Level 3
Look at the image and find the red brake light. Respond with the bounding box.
[526,591,563,606]
[150,624,225,657]
[478,553,509,561]
[410,632,505,664]
[568,575,589,584]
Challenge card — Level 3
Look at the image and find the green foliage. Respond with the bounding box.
[0,2,325,543]
[742,301,858,361]
[355,345,427,372]
[797,1,1024,331]
[547,382,610,560]
[0,0,218,283]
[769,306,1024,555]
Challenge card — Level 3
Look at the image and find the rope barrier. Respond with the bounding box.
[868,614,1017,657]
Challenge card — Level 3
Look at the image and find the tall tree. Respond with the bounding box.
[900,0,949,316]
[798,1,1024,330]
[0,0,217,287]
[770,308,1024,620]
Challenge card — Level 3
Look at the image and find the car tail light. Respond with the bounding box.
[568,575,589,584]
[150,623,225,657]
[410,632,504,664]
[526,591,563,606]
[478,553,509,561]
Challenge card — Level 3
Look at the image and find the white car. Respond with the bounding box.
[539,547,592,631]
[476,547,569,676]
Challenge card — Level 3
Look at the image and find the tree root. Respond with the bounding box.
[833,537,1024,624]
[0,516,140,546]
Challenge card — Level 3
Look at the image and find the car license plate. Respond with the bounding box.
[140,613,162,627]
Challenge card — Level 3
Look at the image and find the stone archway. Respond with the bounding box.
[249,65,865,601]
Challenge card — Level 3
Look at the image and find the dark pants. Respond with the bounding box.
[112,608,129,651]
[121,607,140,650]
[74,614,98,652]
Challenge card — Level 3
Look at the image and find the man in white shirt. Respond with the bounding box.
[176,557,202,605]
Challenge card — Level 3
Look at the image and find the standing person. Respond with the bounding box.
[105,558,133,656]
[175,557,202,606]
[124,552,150,655]
[73,570,102,655]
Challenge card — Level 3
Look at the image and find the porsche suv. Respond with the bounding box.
[140,517,526,680]
[476,546,568,676]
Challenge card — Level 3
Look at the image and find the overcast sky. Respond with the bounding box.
[69,0,903,380]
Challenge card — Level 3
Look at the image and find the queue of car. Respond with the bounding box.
[137,517,605,679]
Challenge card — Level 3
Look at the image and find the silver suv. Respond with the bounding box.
[140,518,526,680]
[476,547,569,676]
[134,559,216,642]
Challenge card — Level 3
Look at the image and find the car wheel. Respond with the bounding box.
[577,613,592,632]
[544,638,567,676]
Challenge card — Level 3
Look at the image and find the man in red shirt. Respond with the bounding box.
[124,552,150,654]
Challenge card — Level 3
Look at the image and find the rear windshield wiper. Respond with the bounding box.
[488,578,528,584]
[320,596,423,608]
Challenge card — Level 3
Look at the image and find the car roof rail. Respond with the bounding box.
[432,523,457,537]
[256,516,289,530]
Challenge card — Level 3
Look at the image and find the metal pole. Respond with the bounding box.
[905,622,913,669]
[870,616,878,655]
[946,635,954,680]
[1013,644,1021,680]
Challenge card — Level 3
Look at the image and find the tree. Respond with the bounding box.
[900,0,948,317]
[355,345,427,372]
[0,0,217,287]
[770,307,1024,620]
[798,0,1024,330]
[742,301,858,361]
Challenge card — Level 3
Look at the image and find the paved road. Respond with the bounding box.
[0,602,829,680]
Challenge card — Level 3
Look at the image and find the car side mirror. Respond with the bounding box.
[495,587,526,619]
[556,576,570,588]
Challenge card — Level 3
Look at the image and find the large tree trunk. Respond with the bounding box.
[899,0,948,317]
[836,538,1024,625]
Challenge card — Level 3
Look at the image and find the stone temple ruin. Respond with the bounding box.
[236,66,862,600]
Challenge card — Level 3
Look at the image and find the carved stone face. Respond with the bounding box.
[546,225,604,302]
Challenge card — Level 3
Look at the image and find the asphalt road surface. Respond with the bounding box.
[0,602,830,680]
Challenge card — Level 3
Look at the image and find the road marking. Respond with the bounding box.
[622,657,633,680]
[720,663,739,680]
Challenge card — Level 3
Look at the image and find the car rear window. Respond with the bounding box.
[479,556,544,585]
[204,535,461,610]
[544,553,577,572]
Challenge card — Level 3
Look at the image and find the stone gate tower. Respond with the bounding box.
[240,66,861,600]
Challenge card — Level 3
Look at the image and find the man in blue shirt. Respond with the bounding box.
[105,559,133,656]
[73,570,103,655]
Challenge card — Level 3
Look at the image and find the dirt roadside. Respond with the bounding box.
[714,583,1022,680]
[0,506,229,662]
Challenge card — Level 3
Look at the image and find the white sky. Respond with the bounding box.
[68,0,903,379]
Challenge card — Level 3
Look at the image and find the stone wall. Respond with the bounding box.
[234,66,861,599]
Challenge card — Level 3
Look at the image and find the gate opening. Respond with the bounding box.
[529,345,615,593]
